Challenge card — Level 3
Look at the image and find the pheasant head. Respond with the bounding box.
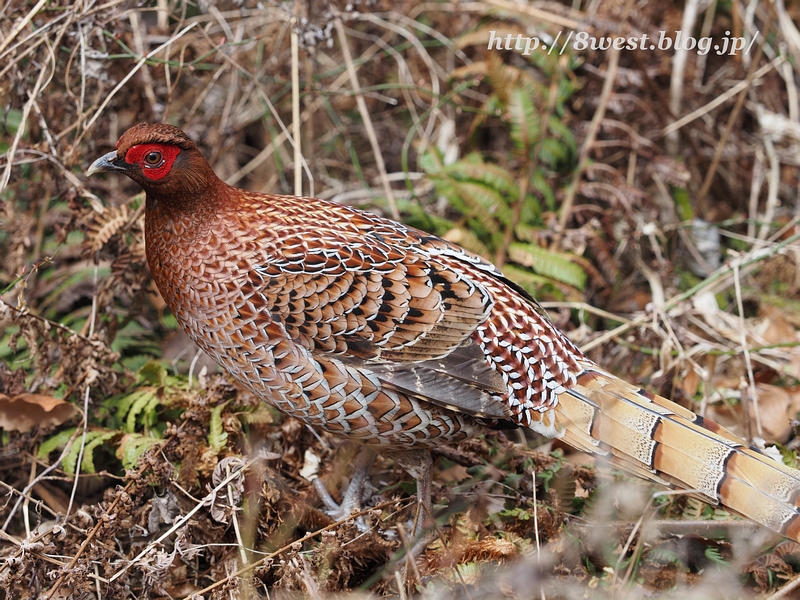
[87,123,253,322]
[86,123,220,207]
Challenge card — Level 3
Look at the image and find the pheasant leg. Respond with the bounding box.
[314,446,378,521]
[390,449,434,537]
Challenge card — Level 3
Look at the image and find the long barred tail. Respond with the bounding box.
[554,365,800,541]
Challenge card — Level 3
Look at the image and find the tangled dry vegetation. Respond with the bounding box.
[2,0,800,598]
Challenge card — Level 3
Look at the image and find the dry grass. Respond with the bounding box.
[2,0,800,598]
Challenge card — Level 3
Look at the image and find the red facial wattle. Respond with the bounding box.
[124,144,180,180]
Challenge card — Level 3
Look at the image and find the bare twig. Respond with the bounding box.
[665,0,702,154]
[733,262,762,438]
[75,21,199,150]
[0,38,54,195]
[552,44,620,249]
[696,13,771,204]
[580,230,800,352]
[531,471,546,600]
[482,0,579,29]
[108,458,254,583]
[662,57,783,137]
[65,262,100,520]
[291,18,303,196]
[44,480,135,599]
[0,0,49,56]
[185,498,413,599]
[333,15,400,220]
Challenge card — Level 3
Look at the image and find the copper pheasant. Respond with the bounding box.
[88,123,800,541]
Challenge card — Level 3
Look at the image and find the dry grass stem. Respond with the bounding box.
[553,43,620,249]
[291,20,303,196]
[696,13,771,204]
[334,15,399,220]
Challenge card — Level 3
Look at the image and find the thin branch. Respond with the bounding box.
[333,14,400,220]
[75,21,199,150]
[696,13,771,204]
[0,0,49,56]
[580,230,800,352]
[661,57,784,137]
[291,19,303,196]
[552,44,620,249]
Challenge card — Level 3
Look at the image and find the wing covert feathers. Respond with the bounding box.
[558,367,800,541]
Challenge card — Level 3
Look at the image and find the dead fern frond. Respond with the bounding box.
[83,204,130,257]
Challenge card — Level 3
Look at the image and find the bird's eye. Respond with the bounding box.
[143,151,163,166]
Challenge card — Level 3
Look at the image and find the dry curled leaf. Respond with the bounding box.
[455,535,523,571]
[748,384,800,443]
[744,553,796,592]
[204,455,246,523]
[0,393,77,432]
[774,540,800,567]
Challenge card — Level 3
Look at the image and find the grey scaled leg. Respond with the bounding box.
[388,448,438,592]
[390,449,434,537]
[314,446,378,521]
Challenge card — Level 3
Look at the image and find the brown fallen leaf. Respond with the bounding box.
[707,383,800,443]
[680,365,701,398]
[756,305,796,345]
[436,463,469,483]
[743,552,795,592]
[0,393,78,432]
[457,535,521,564]
[749,384,800,443]
[755,305,800,380]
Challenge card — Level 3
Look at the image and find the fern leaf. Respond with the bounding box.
[648,547,681,565]
[507,88,540,157]
[507,243,586,290]
[63,429,116,475]
[547,114,577,157]
[139,361,168,386]
[208,401,230,453]
[85,204,129,255]
[442,227,492,257]
[539,137,570,170]
[454,180,512,228]
[117,433,161,470]
[682,497,705,520]
[705,546,729,566]
[79,430,118,474]
[442,156,519,198]
[37,428,77,459]
[120,389,159,433]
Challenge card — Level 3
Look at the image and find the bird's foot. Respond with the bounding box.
[312,477,370,521]
[313,446,377,529]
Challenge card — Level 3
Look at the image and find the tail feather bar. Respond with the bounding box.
[554,366,800,541]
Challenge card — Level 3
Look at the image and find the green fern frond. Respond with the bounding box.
[507,243,586,290]
[117,433,161,470]
[508,88,541,157]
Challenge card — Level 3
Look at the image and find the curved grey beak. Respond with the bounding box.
[86,150,127,176]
